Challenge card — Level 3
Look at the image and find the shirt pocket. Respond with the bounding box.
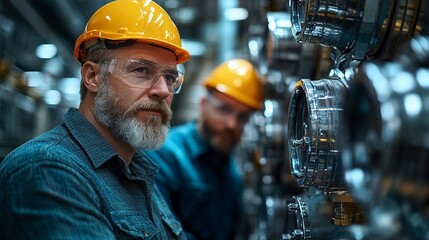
[110,211,157,240]
[161,213,184,238]
[154,188,185,239]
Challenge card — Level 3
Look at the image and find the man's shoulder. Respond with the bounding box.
[169,121,195,136]
[146,124,192,164]
[166,121,198,144]
[0,126,87,175]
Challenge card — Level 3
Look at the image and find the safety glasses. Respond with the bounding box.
[206,94,251,128]
[102,59,184,94]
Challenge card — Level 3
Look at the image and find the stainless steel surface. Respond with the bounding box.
[374,0,422,60]
[283,196,311,239]
[264,12,301,73]
[286,1,429,237]
[263,12,319,78]
[290,0,367,52]
[290,0,424,61]
[342,35,429,204]
[249,10,332,81]
[288,78,348,189]
[342,35,429,237]
[258,99,288,175]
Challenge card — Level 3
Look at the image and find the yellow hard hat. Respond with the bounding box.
[204,59,264,110]
[74,0,190,64]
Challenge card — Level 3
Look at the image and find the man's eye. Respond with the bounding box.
[238,114,250,123]
[134,65,152,74]
[165,73,178,84]
[218,105,232,114]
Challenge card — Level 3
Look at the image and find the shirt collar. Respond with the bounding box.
[187,121,234,171]
[62,108,161,186]
[63,108,118,169]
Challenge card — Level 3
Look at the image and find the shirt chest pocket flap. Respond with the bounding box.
[111,211,158,239]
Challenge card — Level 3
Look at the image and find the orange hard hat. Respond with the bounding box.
[204,59,264,110]
[74,0,190,64]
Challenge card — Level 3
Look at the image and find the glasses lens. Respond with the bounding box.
[105,59,184,94]
[207,95,251,127]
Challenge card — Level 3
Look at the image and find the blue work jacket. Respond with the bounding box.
[146,121,244,240]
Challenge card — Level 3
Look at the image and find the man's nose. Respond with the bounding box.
[224,113,242,129]
[147,75,171,99]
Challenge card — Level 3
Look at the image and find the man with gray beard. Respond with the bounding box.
[0,1,190,239]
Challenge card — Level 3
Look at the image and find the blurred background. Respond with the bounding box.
[2,0,429,239]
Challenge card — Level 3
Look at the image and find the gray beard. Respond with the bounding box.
[201,120,235,155]
[93,76,171,150]
[110,114,169,150]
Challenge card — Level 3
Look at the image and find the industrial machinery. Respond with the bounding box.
[237,6,334,239]
[282,0,429,239]
[342,35,429,239]
[239,0,429,239]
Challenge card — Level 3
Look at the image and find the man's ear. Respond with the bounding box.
[81,61,100,93]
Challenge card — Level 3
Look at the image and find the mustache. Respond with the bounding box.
[126,100,172,123]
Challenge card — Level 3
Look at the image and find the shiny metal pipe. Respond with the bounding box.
[289,0,424,60]
[373,0,422,60]
[290,0,370,53]
[264,12,302,74]
[263,12,323,79]
[249,11,332,81]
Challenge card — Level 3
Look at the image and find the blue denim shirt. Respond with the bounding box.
[146,121,244,240]
[0,108,185,240]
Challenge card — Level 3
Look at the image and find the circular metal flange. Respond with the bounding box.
[288,78,348,189]
[290,0,364,52]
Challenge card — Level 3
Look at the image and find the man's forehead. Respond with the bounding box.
[112,43,177,65]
